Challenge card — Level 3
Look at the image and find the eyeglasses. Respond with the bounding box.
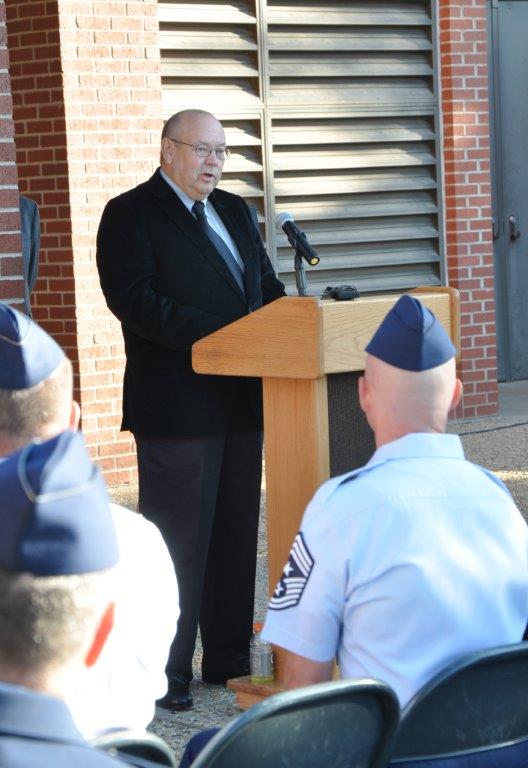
[167,138,231,160]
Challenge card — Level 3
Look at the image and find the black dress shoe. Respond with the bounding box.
[202,654,250,685]
[156,675,193,711]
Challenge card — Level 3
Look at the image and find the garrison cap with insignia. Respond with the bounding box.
[0,301,65,390]
[0,430,119,576]
[365,294,457,372]
[269,532,314,611]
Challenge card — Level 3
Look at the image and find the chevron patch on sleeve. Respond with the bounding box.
[268,532,314,611]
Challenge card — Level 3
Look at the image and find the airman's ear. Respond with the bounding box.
[69,400,81,431]
[358,374,368,415]
[450,378,463,412]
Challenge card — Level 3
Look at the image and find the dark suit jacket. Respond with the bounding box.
[0,682,125,767]
[96,169,285,438]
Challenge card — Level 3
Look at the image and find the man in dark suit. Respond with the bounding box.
[96,109,285,710]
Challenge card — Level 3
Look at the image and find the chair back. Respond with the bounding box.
[391,642,528,762]
[92,729,177,767]
[190,678,400,768]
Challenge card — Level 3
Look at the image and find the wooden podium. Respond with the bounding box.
[192,287,460,707]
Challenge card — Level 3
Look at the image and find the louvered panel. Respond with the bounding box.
[270,78,434,111]
[272,117,435,145]
[278,240,440,271]
[279,261,441,297]
[161,82,261,115]
[268,28,431,52]
[159,28,256,51]
[273,143,435,172]
[273,167,437,197]
[219,119,265,210]
[269,52,431,78]
[266,1,431,27]
[277,216,438,249]
[217,175,265,198]
[158,0,443,294]
[276,191,438,221]
[223,121,262,148]
[158,2,259,110]
[162,53,258,78]
[157,1,255,24]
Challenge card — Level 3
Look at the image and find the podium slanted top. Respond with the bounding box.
[192,287,460,380]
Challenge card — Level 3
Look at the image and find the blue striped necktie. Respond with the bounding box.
[192,201,245,294]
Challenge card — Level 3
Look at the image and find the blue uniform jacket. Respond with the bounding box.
[0,682,125,767]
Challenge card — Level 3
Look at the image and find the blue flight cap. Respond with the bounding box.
[0,430,119,576]
[365,295,457,372]
[0,302,65,390]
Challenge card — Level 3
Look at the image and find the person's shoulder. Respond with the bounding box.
[465,461,514,498]
[211,186,249,214]
[0,743,128,768]
[302,464,372,521]
[212,186,242,203]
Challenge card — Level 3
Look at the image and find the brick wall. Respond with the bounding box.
[5,0,77,364]
[439,0,498,417]
[0,0,23,308]
[4,0,499,484]
[6,0,162,483]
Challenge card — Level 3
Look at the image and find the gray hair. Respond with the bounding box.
[0,356,73,441]
[0,567,114,678]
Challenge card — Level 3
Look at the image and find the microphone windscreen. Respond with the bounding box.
[276,211,294,230]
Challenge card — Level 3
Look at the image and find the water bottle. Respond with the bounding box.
[250,622,274,684]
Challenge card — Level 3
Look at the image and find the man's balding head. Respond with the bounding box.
[359,354,462,447]
[160,109,226,201]
[359,295,462,447]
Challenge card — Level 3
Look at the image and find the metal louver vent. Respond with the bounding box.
[158,0,444,296]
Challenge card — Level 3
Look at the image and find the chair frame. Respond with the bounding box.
[91,728,177,767]
[391,642,528,762]
[190,677,400,768]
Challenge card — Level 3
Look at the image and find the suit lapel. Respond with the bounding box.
[147,171,245,301]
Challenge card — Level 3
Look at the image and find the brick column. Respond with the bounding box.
[0,0,23,308]
[439,0,498,417]
[6,0,162,483]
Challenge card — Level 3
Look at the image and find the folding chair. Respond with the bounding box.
[189,678,400,768]
[92,729,177,767]
[390,642,528,768]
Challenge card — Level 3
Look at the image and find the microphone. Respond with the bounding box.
[276,212,320,266]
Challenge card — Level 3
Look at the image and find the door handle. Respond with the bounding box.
[508,214,521,241]
[492,217,500,240]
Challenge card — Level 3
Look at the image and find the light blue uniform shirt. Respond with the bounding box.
[262,432,528,706]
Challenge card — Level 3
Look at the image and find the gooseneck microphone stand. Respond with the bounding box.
[294,246,308,296]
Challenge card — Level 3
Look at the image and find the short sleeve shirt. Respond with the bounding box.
[262,433,528,706]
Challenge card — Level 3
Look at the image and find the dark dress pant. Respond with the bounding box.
[136,427,262,681]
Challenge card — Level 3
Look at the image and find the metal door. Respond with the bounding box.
[488,0,528,380]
